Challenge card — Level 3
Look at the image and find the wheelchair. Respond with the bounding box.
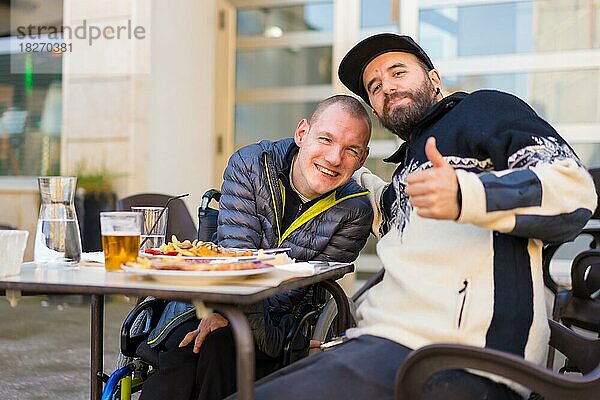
[101,189,378,400]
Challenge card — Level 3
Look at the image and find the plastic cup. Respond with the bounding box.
[0,230,29,277]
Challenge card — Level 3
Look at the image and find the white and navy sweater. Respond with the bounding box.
[350,90,597,371]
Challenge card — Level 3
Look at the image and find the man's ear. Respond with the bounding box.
[294,119,310,146]
[429,69,442,90]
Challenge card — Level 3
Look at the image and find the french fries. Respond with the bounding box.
[157,235,253,257]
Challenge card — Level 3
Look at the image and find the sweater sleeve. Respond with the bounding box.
[456,120,596,244]
[352,167,389,239]
[216,149,263,249]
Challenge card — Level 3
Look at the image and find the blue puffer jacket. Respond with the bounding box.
[147,138,373,357]
[218,138,373,261]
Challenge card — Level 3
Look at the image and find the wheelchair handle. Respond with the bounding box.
[200,189,221,212]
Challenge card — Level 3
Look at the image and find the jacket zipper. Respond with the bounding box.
[456,280,468,329]
[262,153,282,242]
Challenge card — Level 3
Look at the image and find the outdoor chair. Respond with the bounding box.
[547,248,600,376]
[118,193,197,241]
[394,318,600,400]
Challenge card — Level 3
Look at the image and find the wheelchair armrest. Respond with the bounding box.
[120,298,168,358]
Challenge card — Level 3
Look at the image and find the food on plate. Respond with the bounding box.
[261,252,294,265]
[127,257,272,272]
[145,235,253,257]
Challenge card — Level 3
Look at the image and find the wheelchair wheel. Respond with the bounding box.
[309,296,357,355]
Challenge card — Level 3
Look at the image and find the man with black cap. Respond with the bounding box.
[226,34,597,400]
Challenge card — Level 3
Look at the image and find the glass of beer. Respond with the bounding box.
[100,211,143,271]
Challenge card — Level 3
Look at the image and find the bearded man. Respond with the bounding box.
[225,33,597,400]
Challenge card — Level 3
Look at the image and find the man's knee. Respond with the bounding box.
[200,326,235,358]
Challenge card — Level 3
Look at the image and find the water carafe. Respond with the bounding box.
[34,176,82,264]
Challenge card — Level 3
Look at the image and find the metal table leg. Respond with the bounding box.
[91,294,104,400]
[217,306,255,400]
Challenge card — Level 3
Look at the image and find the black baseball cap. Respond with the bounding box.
[338,33,435,106]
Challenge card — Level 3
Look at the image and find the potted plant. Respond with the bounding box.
[73,162,119,251]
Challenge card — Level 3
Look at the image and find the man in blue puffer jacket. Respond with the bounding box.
[139,94,374,400]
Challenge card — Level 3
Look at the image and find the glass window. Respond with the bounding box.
[444,69,599,124]
[234,2,334,150]
[367,111,393,141]
[1,0,63,177]
[420,0,599,59]
[0,52,62,176]
[234,101,318,147]
[363,157,395,183]
[237,2,333,37]
[361,0,395,29]
[571,143,600,169]
[236,46,332,90]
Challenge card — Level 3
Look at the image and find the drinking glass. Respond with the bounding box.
[100,211,142,271]
[131,206,168,251]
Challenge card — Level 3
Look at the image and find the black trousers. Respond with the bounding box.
[139,320,280,400]
[224,335,523,400]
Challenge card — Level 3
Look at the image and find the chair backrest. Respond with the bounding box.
[118,193,197,241]
[554,249,600,333]
[547,248,600,370]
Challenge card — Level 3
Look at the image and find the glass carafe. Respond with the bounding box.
[34,176,82,264]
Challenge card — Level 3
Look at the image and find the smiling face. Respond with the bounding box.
[363,52,441,140]
[291,103,370,200]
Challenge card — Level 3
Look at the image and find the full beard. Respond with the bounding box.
[380,79,438,142]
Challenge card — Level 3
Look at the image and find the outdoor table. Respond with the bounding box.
[0,262,354,400]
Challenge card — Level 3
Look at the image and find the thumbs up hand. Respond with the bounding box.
[405,137,460,220]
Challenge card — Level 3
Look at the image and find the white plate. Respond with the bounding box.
[121,264,276,282]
